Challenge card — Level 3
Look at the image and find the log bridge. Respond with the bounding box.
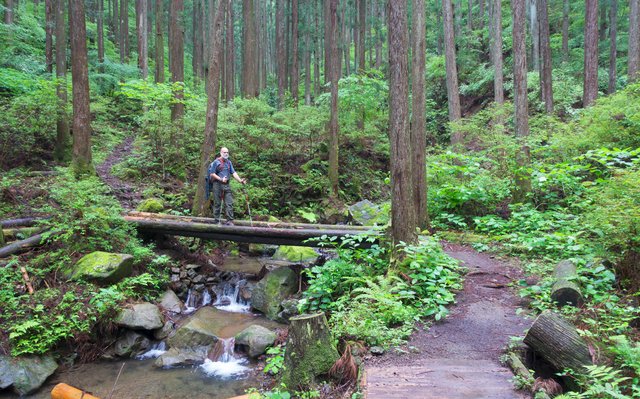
[124,212,382,247]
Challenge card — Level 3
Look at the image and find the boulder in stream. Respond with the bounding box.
[115,302,164,330]
[68,251,133,284]
[114,330,151,358]
[159,289,183,313]
[0,355,58,395]
[154,347,209,368]
[251,266,298,321]
[235,325,277,358]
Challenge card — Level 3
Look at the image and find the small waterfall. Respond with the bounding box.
[184,288,213,313]
[136,341,167,360]
[200,337,248,379]
[213,279,250,313]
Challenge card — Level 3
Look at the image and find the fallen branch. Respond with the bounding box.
[1,217,48,228]
[0,230,55,259]
[20,266,34,294]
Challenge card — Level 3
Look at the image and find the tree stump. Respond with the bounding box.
[524,311,593,378]
[281,312,339,389]
[550,260,583,307]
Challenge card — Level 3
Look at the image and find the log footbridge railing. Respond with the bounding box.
[124,212,382,247]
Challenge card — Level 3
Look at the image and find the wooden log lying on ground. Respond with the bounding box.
[550,260,584,307]
[0,216,48,228]
[0,231,54,259]
[505,351,553,399]
[523,311,593,376]
[2,227,44,241]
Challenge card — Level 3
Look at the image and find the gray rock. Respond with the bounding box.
[235,325,277,358]
[116,303,164,330]
[251,267,298,321]
[192,275,205,284]
[370,346,385,356]
[185,264,201,270]
[67,251,133,284]
[348,199,389,226]
[154,320,176,340]
[278,298,300,321]
[0,355,58,395]
[154,347,208,368]
[159,290,183,313]
[114,331,151,357]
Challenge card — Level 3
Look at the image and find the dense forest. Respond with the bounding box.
[1,0,639,398]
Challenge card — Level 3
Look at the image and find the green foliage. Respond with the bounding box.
[263,345,286,375]
[556,365,632,399]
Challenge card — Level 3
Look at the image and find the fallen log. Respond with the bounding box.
[282,312,339,388]
[0,216,48,228]
[550,260,584,307]
[0,231,52,259]
[523,311,593,377]
[51,383,101,399]
[2,227,44,241]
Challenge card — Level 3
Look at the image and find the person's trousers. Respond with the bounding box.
[211,182,234,222]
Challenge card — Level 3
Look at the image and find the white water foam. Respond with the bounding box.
[213,280,251,313]
[199,358,249,379]
[136,341,167,360]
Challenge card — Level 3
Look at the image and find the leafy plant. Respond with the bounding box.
[263,345,286,375]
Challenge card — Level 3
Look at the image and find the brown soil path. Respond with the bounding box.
[364,243,531,399]
[95,135,141,210]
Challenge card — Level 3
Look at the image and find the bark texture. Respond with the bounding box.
[550,260,584,307]
[169,0,185,121]
[490,0,503,104]
[154,0,164,82]
[276,0,286,108]
[538,0,553,113]
[45,0,54,73]
[443,0,462,145]
[136,0,148,78]
[583,0,599,107]
[242,0,259,97]
[608,0,618,93]
[327,0,339,198]
[629,0,640,81]
[55,0,71,162]
[291,0,299,106]
[512,0,530,202]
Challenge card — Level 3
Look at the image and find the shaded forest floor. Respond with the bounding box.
[364,243,531,399]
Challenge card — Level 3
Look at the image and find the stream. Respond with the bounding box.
[1,256,286,399]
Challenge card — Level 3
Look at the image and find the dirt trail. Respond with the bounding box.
[95,136,141,210]
[364,243,531,399]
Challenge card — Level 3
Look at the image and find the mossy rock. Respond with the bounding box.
[137,198,164,213]
[348,199,390,226]
[267,216,282,223]
[235,325,277,358]
[251,267,298,320]
[272,245,318,264]
[69,251,133,284]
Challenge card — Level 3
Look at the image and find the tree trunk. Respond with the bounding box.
[562,0,569,62]
[490,0,503,105]
[314,0,321,98]
[358,0,366,72]
[467,0,472,30]
[276,0,286,108]
[599,0,607,42]
[550,260,584,307]
[479,0,484,30]
[512,0,530,202]
[54,0,71,162]
[389,0,417,246]
[191,0,201,86]
[5,0,13,23]
[629,0,640,82]
[136,0,148,79]
[97,0,105,72]
[291,0,299,105]
[193,0,228,216]
[70,0,94,176]
[443,0,462,145]
[281,313,339,389]
[154,0,163,82]
[608,0,618,93]
[0,232,54,259]
[375,0,383,66]
[327,0,339,198]
[242,0,259,97]
[411,0,428,230]
[120,0,129,62]
[304,11,311,105]
[523,311,593,377]
[225,2,235,101]
[169,0,184,121]
[583,0,599,107]
[538,0,553,113]
[529,0,539,71]
[113,0,119,47]
[45,0,54,73]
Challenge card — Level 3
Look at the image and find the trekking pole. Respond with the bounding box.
[242,186,253,227]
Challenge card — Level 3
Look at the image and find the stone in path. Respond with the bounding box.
[365,243,530,399]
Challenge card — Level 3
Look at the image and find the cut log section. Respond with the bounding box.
[550,260,584,307]
[51,383,100,399]
[523,311,593,377]
[282,312,339,388]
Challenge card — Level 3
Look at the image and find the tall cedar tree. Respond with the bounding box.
[136,0,148,78]
[193,0,229,216]
[512,0,531,202]
[155,0,164,82]
[328,0,339,198]
[443,0,462,145]
[411,0,428,229]
[389,0,417,246]
[529,0,539,71]
[291,0,299,106]
[490,0,504,105]
[583,0,599,107]
[358,0,365,71]
[630,0,640,81]
[97,0,105,72]
[70,0,94,176]
[242,0,259,98]
[562,0,569,62]
[225,2,235,101]
[538,0,553,112]
[276,0,286,108]
[4,0,13,23]
[169,0,185,121]
[55,0,71,162]
[608,0,618,93]
[45,0,54,73]
[113,0,119,47]
[120,0,129,62]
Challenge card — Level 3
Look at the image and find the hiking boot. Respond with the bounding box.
[212,219,220,225]
[224,220,234,226]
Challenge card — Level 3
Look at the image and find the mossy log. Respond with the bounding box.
[523,311,593,375]
[281,312,339,389]
[550,260,583,307]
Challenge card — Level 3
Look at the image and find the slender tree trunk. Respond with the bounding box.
[354,0,359,70]
[97,0,105,72]
[375,0,382,66]
[512,0,531,202]
[193,0,229,216]
[242,0,259,97]
[490,0,504,105]
[154,0,164,82]
[314,0,321,98]
[120,0,128,63]
[599,1,607,42]
[305,22,311,105]
[192,0,201,86]
[583,0,599,107]
[324,0,330,84]
[467,0,472,30]
[608,0,618,93]
[358,0,366,72]
[389,0,417,247]
[136,0,148,78]
[479,0,485,30]
[113,0,119,47]
[169,0,185,121]
[328,0,339,198]
[225,2,235,101]
[5,0,13,24]
[529,0,540,71]
[436,5,443,55]
[562,0,569,62]
[45,0,54,73]
[629,0,640,81]
[411,0,428,229]
[276,0,286,108]
[291,0,299,105]
[443,0,462,145]
[342,3,350,76]
[538,0,553,113]
[69,0,94,176]
[147,0,153,53]
[55,0,70,162]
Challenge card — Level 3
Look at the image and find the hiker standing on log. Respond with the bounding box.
[207,147,247,225]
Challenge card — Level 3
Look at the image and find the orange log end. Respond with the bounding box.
[51,383,101,399]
